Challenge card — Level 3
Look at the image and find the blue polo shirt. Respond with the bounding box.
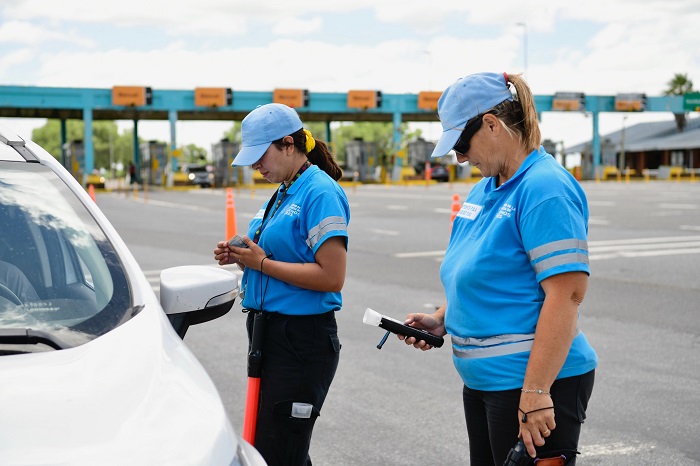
[240,165,350,315]
[441,147,598,391]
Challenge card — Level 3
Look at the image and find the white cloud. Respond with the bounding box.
[1,0,698,154]
[0,20,94,47]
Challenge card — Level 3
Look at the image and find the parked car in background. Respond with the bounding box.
[0,123,266,466]
[414,161,450,182]
[184,163,215,188]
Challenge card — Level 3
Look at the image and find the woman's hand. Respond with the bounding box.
[227,236,268,271]
[517,392,556,457]
[399,306,447,351]
[214,241,237,267]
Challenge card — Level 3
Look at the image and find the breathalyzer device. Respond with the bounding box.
[363,308,444,349]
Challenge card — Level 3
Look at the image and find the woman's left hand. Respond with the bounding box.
[228,236,268,271]
[518,392,556,457]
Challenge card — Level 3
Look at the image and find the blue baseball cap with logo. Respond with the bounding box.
[231,103,304,166]
[431,72,514,158]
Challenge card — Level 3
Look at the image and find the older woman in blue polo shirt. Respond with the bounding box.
[401,73,597,465]
[213,103,349,466]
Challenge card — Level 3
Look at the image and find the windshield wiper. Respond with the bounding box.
[0,328,71,350]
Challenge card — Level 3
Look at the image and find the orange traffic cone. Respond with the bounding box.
[225,188,237,239]
[88,184,96,203]
[450,193,461,230]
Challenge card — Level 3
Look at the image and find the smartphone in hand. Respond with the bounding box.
[227,235,250,249]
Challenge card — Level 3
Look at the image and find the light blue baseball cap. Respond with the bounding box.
[431,72,513,158]
[232,103,304,166]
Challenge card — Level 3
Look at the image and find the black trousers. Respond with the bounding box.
[462,370,595,466]
[246,311,341,466]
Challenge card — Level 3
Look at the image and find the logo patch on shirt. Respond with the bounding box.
[457,203,482,220]
[496,203,516,219]
[284,203,301,217]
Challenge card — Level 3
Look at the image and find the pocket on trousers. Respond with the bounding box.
[271,400,320,465]
[329,333,341,353]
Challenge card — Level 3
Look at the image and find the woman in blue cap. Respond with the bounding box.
[213,103,349,466]
[400,73,597,465]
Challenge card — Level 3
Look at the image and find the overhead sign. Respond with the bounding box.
[112,86,152,106]
[683,93,700,111]
[615,93,647,112]
[417,91,442,111]
[273,88,309,108]
[552,92,585,111]
[347,90,382,110]
[194,88,232,107]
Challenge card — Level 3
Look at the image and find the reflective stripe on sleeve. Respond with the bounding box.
[528,239,588,261]
[306,216,347,249]
[532,252,589,275]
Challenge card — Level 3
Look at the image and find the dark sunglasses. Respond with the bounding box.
[452,113,488,155]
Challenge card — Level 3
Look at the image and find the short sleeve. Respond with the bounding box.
[519,196,589,282]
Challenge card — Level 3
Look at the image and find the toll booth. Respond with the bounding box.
[139,140,168,186]
[407,138,435,169]
[211,139,241,187]
[62,140,84,182]
[344,139,379,182]
[580,138,617,180]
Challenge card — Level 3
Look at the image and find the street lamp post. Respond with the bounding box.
[516,22,528,76]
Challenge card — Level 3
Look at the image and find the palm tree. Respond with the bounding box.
[664,73,695,132]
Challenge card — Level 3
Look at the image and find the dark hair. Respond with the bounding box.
[489,73,541,153]
[272,128,343,181]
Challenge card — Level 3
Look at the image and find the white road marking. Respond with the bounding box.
[658,203,698,209]
[395,235,700,261]
[370,228,399,236]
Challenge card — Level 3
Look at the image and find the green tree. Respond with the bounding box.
[31,120,137,172]
[221,122,242,144]
[182,143,209,164]
[331,121,421,165]
[664,73,695,132]
[221,119,422,166]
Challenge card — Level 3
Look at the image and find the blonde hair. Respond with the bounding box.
[489,73,541,153]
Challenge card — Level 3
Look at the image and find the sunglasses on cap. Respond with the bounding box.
[452,113,490,155]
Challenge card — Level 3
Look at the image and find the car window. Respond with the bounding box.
[0,161,131,351]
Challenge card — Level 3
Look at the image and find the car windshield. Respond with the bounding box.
[0,162,131,352]
[187,165,208,173]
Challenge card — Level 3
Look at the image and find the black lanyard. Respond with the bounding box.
[252,160,311,244]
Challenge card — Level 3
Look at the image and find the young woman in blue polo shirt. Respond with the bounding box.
[401,73,597,465]
[213,103,349,466]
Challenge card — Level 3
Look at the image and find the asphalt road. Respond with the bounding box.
[96,179,700,466]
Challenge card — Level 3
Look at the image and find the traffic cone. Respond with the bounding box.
[450,193,461,230]
[88,184,96,203]
[225,188,237,239]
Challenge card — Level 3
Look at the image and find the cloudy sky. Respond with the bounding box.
[1,0,698,155]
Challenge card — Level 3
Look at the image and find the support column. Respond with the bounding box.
[83,107,94,187]
[591,110,600,181]
[168,110,178,187]
[391,111,402,181]
[60,119,67,168]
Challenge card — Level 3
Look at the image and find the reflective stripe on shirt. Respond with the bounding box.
[306,216,347,249]
[452,329,580,359]
[528,239,589,275]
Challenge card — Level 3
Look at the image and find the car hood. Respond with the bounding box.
[0,303,238,466]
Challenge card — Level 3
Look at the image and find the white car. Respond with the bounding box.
[0,123,266,466]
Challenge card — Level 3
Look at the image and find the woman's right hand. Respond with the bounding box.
[399,309,447,351]
[214,241,239,267]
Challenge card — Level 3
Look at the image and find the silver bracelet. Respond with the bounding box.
[521,389,551,396]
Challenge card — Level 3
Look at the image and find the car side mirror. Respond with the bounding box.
[159,266,239,339]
